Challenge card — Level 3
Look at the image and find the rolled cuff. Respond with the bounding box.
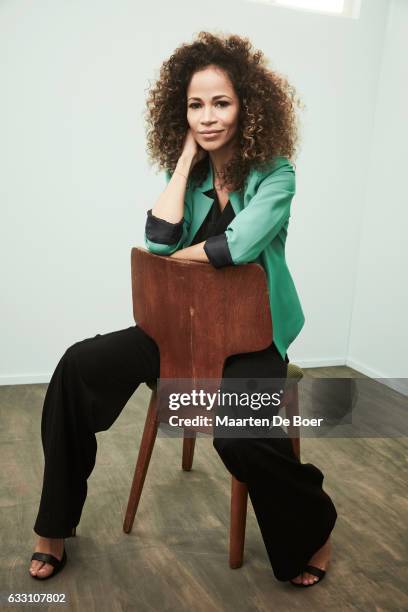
[203,233,234,268]
[145,209,184,245]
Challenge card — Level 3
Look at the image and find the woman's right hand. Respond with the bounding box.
[180,129,206,169]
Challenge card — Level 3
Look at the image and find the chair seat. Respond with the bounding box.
[286,363,304,385]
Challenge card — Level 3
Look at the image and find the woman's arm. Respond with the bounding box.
[203,158,295,268]
[151,155,194,223]
[144,130,206,256]
[144,156,194,256]
[169,240,209,262]
[171,159,295,266]
[150,129,205,223]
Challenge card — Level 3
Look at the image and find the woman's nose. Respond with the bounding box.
[201,106,215,122]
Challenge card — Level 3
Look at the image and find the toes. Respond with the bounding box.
[302,572,319,585]
[36,563,54,578]
[29,560,43,576]
[291,574,303,584]
[29,560,54,578]
[291,570,321,586]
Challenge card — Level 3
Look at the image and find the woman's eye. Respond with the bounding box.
[188,101,230,109]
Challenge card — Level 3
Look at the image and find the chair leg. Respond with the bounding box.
[182,430,196,471]
[229,476,248,569]
[123,391,158,533]
[285,384,301,461]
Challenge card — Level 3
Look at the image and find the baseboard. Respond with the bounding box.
[0,374,51,386]
[346,358,408,396]
[291,357,346,369]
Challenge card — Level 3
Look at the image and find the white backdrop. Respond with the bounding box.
[1,0,406,385]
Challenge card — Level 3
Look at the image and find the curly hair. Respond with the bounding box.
[144,31,303,193]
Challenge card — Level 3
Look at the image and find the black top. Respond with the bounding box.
[190,187,236,245]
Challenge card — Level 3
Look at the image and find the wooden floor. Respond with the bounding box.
[0,365,407,611]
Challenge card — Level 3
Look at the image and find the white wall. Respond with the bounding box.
[0,0,396,384]
[347,0,408,383]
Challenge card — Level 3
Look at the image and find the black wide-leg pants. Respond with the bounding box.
[33,324,337,582]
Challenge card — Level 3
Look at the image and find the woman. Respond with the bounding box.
[29,31,337,588]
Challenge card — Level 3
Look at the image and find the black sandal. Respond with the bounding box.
[29,527,75,581]
[30,549,67,580]
[289,564,326,588]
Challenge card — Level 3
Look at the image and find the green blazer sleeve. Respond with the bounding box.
[204,159,295,267]
[144,170,191,255]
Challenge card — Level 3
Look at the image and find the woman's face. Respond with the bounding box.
[186,65,240,153]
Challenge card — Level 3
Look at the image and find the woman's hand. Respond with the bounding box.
[180,128,207,169]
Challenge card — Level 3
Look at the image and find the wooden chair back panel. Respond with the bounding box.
[131,248,273,382]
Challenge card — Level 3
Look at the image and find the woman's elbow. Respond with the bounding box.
[144,236,179,256]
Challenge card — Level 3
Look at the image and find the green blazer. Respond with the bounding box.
[144,156,305,360]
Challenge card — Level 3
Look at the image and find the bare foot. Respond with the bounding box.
[29,537,64,579]
[290,536,331,585]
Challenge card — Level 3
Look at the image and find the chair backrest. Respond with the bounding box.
[131,248,272,385]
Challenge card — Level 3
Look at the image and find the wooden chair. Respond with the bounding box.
[123,247,303,568]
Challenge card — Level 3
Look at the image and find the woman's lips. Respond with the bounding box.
[200,131,223,139]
